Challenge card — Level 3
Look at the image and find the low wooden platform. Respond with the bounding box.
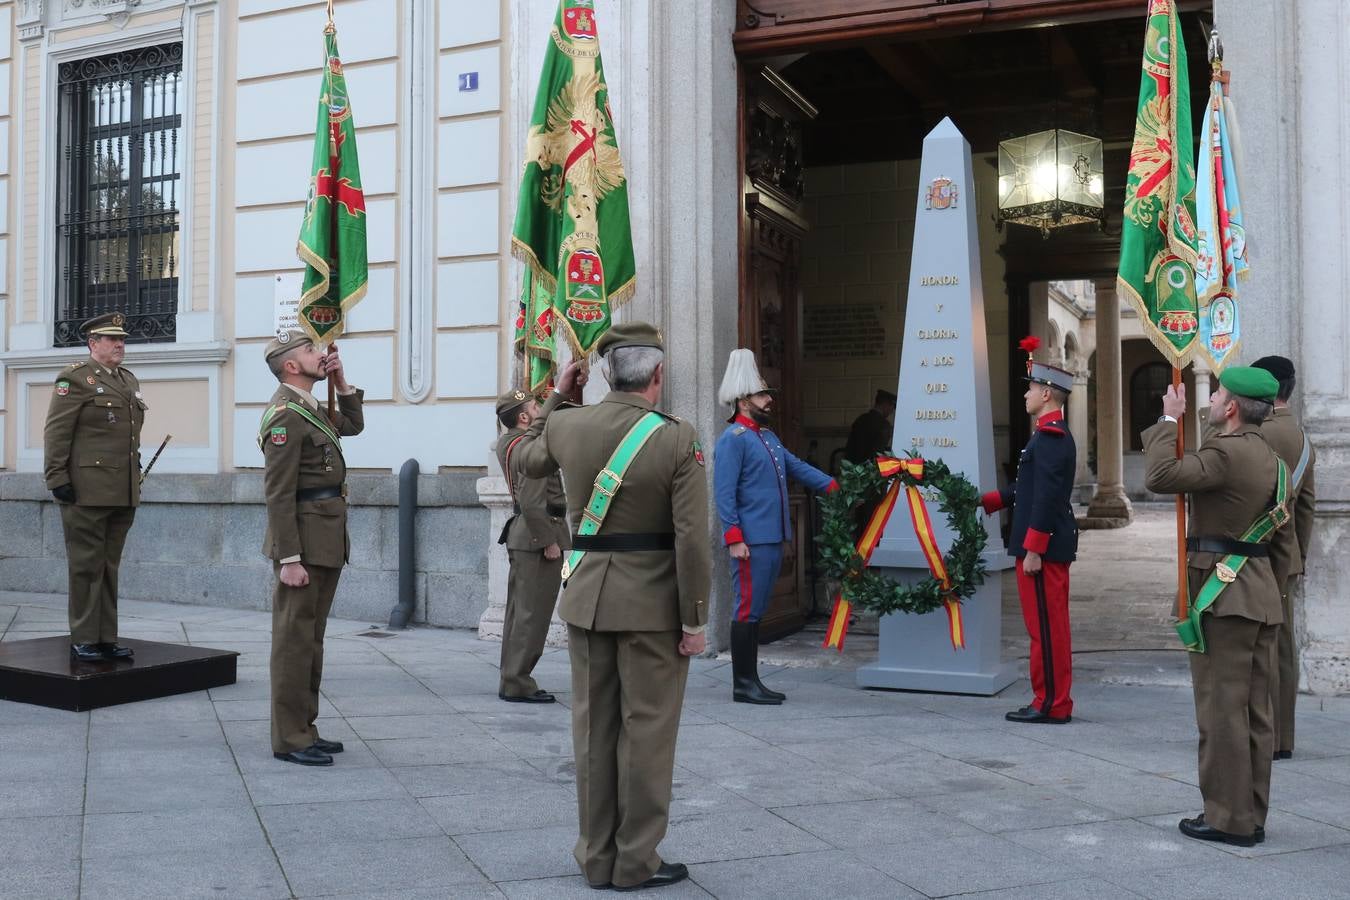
[0,637,238,711]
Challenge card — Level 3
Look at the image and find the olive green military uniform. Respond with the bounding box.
[1143,419,1282,837]
[494,410,571,699]
[43,356,146,645]
[1260,407,1316,754]
[515,372,710,889]
[261,379,364,755]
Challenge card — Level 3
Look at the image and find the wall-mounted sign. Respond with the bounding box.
[804,304,886,359]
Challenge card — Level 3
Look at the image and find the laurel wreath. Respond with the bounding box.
[816,455,989,617]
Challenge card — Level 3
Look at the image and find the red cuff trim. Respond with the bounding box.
[981,491,1005,514]
[724,525,745,546]
[827,479,839,493]
[1023,528,1051,555]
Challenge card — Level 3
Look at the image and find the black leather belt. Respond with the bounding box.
[1187,536,1268,557]
[571,533,675,552]
[296,485,346,502]
[511,504,568,517]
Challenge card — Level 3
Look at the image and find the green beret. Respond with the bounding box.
[264,330,315,362]
[595,321,664,357]
[1219,366,1278,402]
[82,312,129,338]
[495,388,533,418]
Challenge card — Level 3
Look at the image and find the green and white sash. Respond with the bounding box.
[561,412,667,582]
[1177,458,1290,653]
[257,400,342,450]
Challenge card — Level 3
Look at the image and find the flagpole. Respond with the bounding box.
[1173,366,1187,620]
[325,5,337,424]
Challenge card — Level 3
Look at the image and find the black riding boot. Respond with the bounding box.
[731,621,782,705]
[747,622,785,700]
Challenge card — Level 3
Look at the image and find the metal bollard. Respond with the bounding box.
[388,458,420,629]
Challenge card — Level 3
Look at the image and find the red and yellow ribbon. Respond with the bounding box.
[823,456,966,651]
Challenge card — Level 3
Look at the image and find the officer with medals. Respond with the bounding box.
[713,349,836,705]
[513,322,709,892]
[43,312,146,662]
[1251,356,1317,761]
[493,388,570,703]
[259,330,364,767]
[1143,366,1285,847]
[980,349,1079,724]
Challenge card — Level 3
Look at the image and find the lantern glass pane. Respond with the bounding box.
[998,129,1057,210]
[1056,129,1104,210]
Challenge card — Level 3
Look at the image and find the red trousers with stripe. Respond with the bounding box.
[1015,558,1073,718]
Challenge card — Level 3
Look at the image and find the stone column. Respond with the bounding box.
[1069,367,1093,501]
[1086,279,1132,524]
[1211,0,1349,692]
[1189,357,1211,444]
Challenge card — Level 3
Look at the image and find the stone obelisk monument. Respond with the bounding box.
[859,117,1016,695]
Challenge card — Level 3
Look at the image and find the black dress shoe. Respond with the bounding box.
[587,882,612,891]
[97,643,134,660]
[313,738,344,754]
[499,690,556,704]
[613,862,688,892]
[273,745,334,766]
[1274,750,1293,760]
[70,643,105,662]
[1178,815,1256,847]
[1255,825,1265,844]
[1005,705,1071,724]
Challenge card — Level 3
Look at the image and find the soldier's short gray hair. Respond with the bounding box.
[1233,394,1273,426]
[605,346,664,392]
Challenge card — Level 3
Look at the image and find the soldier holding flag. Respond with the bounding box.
[1143,367,1286,847]
[263,3,369,767]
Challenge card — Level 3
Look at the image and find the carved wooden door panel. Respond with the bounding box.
[739,67,816,641]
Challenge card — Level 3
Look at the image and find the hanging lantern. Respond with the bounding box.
[997,129,1105,237]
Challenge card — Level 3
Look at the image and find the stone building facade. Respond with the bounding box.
[1,0,1347,693]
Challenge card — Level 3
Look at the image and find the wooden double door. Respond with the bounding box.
[737,66,818,642]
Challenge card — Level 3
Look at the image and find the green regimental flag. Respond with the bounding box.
[511,0,635,357]
[296,28,368,345]
[514,268,557,393]
[1118,0,1200,365]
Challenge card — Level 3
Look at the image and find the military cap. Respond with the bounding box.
[264,329,315,362]
[1219,366,1279,403]
[875,389,897,406]
[1026,361,1074,393]
[595,321,664,357]
[496,388,533,418]
[1251,355,1295,382]
[82,312,129,338]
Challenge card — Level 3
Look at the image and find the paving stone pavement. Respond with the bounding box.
[2,504,1349,898]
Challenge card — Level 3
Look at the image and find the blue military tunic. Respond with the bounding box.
[713,415,835,621]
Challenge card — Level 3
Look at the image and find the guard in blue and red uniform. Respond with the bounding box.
[713,349,836,705]
[981,354,1079,724]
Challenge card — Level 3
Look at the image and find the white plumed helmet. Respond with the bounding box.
[718,348,773,406]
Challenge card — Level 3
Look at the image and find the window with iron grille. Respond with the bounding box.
[54,42,183,347]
